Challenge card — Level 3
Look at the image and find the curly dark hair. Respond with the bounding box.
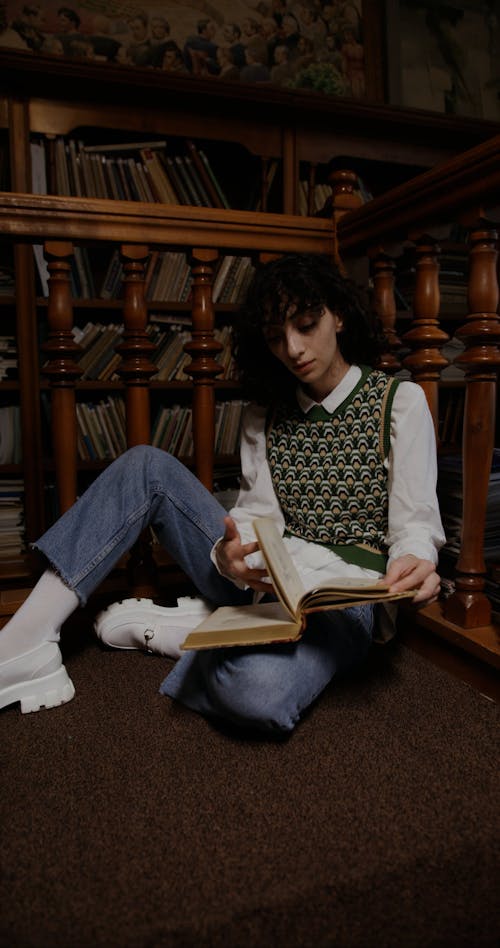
[233,253,384,405]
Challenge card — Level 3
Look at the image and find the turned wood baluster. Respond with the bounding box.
[115,245,158,597]
[328,169,363,272]
[401,236,449,433]
[444,224,500,628]
[116,244,156,446]
[369,250,401,375]
[41,241,82,513]
[184,249,223,490]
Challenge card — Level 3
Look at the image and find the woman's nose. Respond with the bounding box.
[285,329,304,358]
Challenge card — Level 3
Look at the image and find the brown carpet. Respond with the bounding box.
[0,626,498,948]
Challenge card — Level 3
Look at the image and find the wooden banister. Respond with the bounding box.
[444,223,500,627]
[184,248,222,490]
[337,136,500,254]
[401,236,449,431]
[41,240,81,513]
[117,244,156,448]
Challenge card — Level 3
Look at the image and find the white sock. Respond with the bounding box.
[0,570,79,661]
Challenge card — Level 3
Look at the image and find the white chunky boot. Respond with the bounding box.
[0,641,75,713]
[94,596,213,659]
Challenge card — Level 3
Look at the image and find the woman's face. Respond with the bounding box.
[262,305,349,401]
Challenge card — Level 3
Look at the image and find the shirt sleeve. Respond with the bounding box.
[209,403,284,579]
[227,402,285,544]
[386,381,446,566]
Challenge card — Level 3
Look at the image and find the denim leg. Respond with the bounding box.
[161,604,374,736]
[34,445,250,608]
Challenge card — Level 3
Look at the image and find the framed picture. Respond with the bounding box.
[385,0,500,121]
[0,1,386,103]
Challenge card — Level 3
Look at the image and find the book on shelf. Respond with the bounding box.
[181,517,416,651]
[438,449,500,561]
[0,336,18,380]
[76,397,126,461]
[251,158,279,212]
[0,265,15,297]
[162,154,191,204]
[99,250,124,299]
[185,139,224,209]
[30,134,238,210]
[0,478,25,556]
[198,149,230,209]
[140,149,178,204]
[0,406,22,464]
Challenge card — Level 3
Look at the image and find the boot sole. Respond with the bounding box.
[0,665,76,714]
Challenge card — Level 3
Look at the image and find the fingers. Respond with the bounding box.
[217,517,269,590]
[385,555,441,608]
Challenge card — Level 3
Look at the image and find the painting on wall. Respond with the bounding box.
[386,0,500,121]
[0,1,385,101]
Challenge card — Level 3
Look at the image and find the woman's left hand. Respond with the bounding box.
[383,555,441,607]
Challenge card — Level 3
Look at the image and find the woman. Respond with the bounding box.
[0,254,444,735]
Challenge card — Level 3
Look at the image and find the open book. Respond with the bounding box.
[181,517,416,650]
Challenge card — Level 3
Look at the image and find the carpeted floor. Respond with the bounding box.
[1,625,498,948]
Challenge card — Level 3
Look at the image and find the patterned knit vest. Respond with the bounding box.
[267,367,400,571]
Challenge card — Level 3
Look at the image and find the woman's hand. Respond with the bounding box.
[383,555,441,607]
[215,516,271,592]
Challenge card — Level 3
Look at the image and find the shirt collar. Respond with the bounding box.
[296,364,362,415]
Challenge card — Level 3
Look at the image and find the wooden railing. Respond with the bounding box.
[0,146,499,657]
[0,195,334,505]
[332,135,500,657]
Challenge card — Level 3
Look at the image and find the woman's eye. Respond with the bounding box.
[299,321,315,333]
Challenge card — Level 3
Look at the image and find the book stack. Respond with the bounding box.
[145,251,192,302]
[76,397,127,461]
[32,135,231,210]
[438,449,500,562]
[150,320,236,382]
[0,479,25,557]
[438,388,464,448]
[0,337,18,380]
[0,264,14,297]
[214,400,247,455]
[72,322,124,381]
[0,406,22,463]
[212,256,255,305]
[151,404,193,457]
[152,399,246,458]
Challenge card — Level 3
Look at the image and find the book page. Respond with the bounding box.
[181,601,302,650]
[253,518,306,619]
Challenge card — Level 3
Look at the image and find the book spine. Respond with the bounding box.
[174,155,202,206]
[162,155,190,204]
[185,139,223,208]
[198,149,230,209]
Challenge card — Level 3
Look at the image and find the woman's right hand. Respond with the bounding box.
[215,516,271,592]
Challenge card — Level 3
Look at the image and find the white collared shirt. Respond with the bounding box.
[214,365,446,591]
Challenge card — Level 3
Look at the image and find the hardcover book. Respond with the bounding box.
[181,518,415,650]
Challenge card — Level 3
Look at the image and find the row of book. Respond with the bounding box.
[68,318,238,383]
[0,406,22,464]
[75,396,246,462]
[31,136,231,210]
[152,399,247,458]
[438,449,500,562]
[98,248,255,305]
[0,336,18,380]
[437,389,464,448]
[32,241,256,305]
[0,478,25,557]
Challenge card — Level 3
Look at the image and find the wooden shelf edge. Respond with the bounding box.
[402,600,500,670]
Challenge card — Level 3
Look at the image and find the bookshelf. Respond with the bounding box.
[1,49,500,604]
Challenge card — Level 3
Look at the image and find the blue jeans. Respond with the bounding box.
[35,446,374,736]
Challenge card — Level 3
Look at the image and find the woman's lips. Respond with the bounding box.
[293,360,314,374]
